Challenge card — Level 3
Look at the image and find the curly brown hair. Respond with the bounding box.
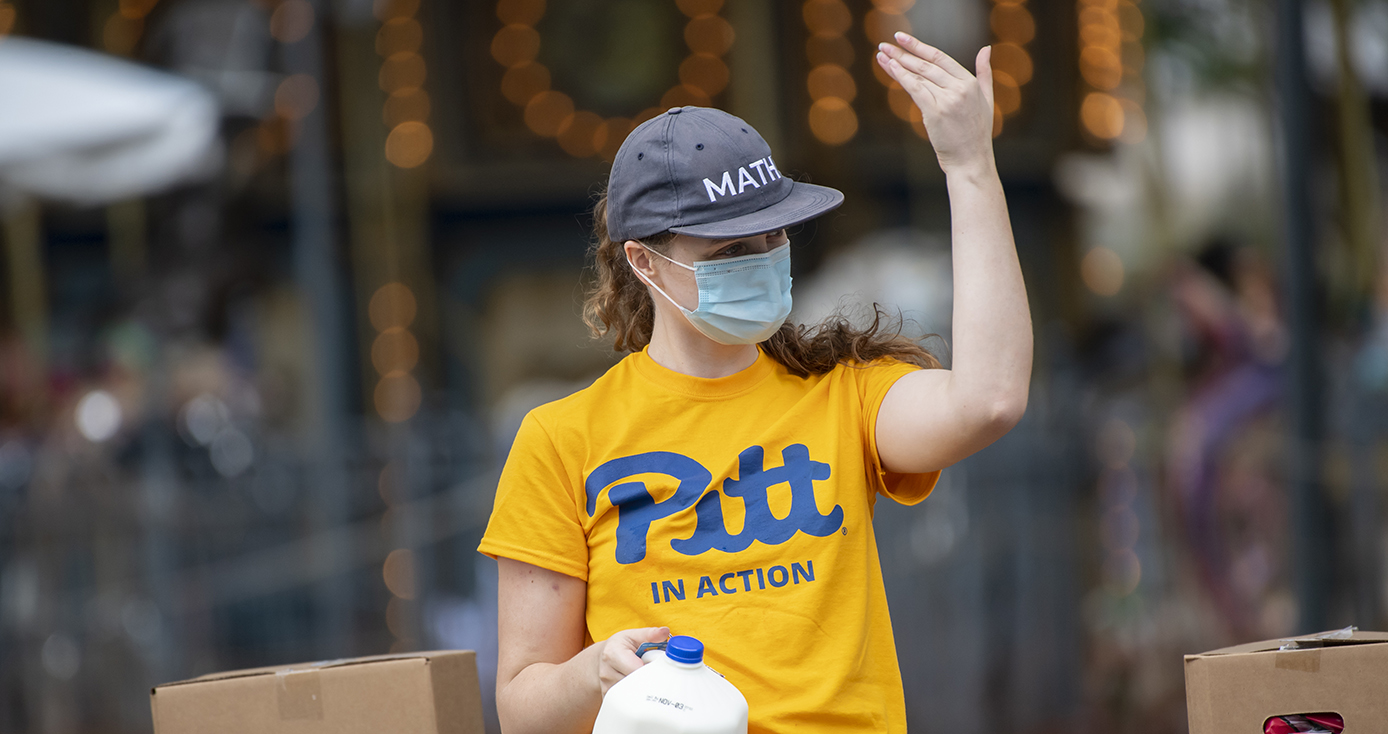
[582,192,942,377]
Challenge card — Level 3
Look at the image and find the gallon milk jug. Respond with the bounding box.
[592,635,748,734]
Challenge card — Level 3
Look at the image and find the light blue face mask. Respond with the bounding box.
[632,243,793,345]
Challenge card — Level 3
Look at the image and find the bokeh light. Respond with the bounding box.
[808,97,858,145]
[490,24,541,68]
[500,62,552,106]
[372,327,421,376]
[382,549,418,599]
[1118,0,1144,40]
[803,0,852,36]
[375,373,422,423]
[210,428,254,478]
[1080,91,1125,139]
[807,64,857,103]
[0,4,15,35]
[1081,245,1125,296]
[679,54,731,96]
[384,88,431,128]
[1080,47,1123,90]
[990,4,1035,44]
[181,394,228,446]
[385,121,433,168]
[376,17,423,57]
[76,390,122,443]
[379,52,427,93]
[557,110,604,158]
[523,90,575,138]
[991,42,1033,85]
[274,74,320,121]
[269,0,314,44]
[497,0,546,25]
[684,14,735,56]
[369,283,418,331]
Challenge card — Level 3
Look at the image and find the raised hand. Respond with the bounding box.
[876,32,996,175]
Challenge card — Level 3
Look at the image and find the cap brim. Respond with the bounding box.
[667,182,844,240]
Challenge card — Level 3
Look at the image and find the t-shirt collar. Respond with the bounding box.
[631,345,777,399]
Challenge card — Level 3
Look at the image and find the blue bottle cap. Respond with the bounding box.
[665,635,703,664]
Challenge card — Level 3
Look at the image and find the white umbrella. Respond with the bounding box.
[0,36,221,205]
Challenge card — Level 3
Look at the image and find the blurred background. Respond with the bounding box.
[0,0,1385,731]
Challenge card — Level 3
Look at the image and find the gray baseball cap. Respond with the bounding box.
[606,107,844,243]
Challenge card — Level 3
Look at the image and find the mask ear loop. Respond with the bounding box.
[627,243,695,315]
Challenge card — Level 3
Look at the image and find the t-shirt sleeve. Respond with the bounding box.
[478,410,590,580]
[859,360,942,506]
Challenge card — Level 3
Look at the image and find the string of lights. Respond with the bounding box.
[369,282,422,424]
[376,0,434,168]
[1077,0,1146,143]
[802,0,859,145]
[863,0,929,140]
[988,0,1036,136]
[491,0,735,160]
[370,279,423,650]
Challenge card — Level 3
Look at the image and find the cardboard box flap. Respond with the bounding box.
[1190,629,1388,658]
[158,650,467,688]
[150,650,483,734]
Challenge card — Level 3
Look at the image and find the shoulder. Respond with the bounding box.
[524,352,644,426]
[829,356,924,383]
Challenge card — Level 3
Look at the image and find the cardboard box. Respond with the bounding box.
[1184,630,1388,733]
[150,650,484,734]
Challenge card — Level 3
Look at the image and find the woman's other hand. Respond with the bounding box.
[876,33,995,175]
[597,626,671,695]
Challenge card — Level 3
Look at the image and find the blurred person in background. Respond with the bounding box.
[478,33,1032,734]
[1166,237,1291,639]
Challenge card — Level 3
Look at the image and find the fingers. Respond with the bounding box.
[892,32,972,80]
[877,43,954,91]
[604,646,645,678]
[631,626,671,645]
[975,46,995,107]
[598,626,670,692]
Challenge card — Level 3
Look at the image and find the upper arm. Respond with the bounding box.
[874,367,1022,474]
[496,557,587,694]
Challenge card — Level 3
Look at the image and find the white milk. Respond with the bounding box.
[592,635,748,734]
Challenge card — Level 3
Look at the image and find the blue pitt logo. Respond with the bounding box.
[584,444,842,564]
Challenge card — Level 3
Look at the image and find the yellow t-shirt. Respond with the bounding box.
[479,346,939,734]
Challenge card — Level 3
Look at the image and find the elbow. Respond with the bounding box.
[983,388,1028,436]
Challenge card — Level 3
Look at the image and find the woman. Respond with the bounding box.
[479,33,1032,734]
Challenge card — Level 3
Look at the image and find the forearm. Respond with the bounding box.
[497,641,604,734]
[943,158,1032,426]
